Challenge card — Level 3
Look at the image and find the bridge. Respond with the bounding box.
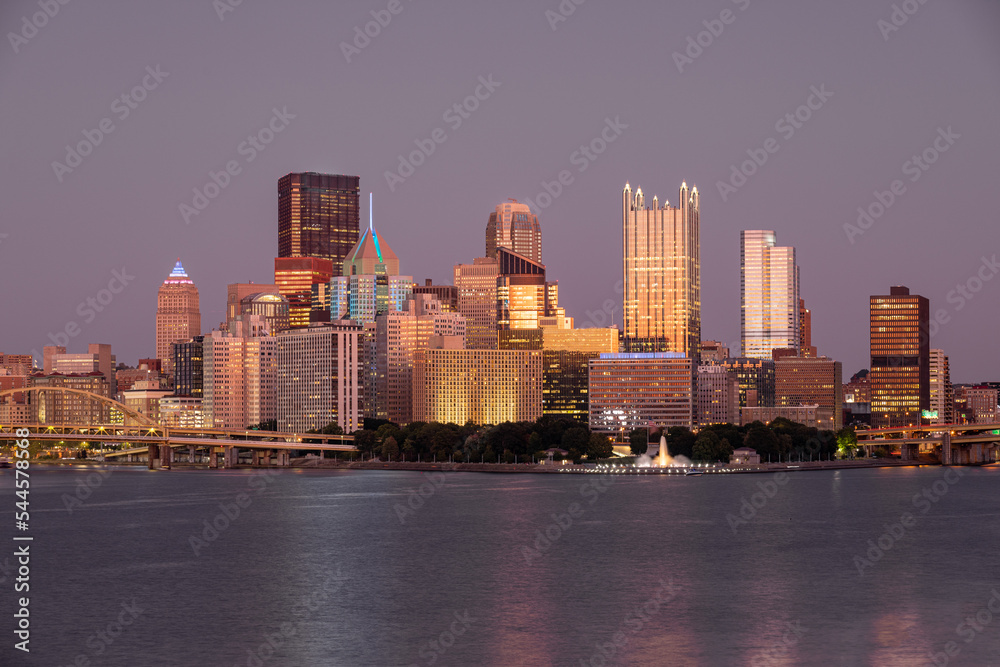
[0,387,355,469]
[857,423,1000,465]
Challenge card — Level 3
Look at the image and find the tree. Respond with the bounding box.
[667,427,696,459]
[693,431,733,462]
[587,432,614,460]
[352,429,378,456]
[744,425,779,460]
[308,422,344,436]
[561,427,589,453]
[249,419,277,431]
[628,428,648,456]
[380,436,399,461]
[837,426,858,459]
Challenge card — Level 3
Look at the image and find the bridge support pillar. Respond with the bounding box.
[277,450,289,466]
[160,444,172,469]
[224,445,237,468]
[148,444,159,470]
[252,450,260,467]
[188,445,197,464]
[209,448,219,469]
[942,433,952,466]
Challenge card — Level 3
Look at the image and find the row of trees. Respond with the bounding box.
[628,419,846,462]
[317,415,615,464]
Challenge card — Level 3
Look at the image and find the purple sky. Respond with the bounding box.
[1,0,998,381]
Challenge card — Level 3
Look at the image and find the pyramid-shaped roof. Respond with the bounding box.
[342,196,400,276]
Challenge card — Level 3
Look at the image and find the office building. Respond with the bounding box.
[588,352,694,436]
[700,341,730,363]
[375,294,466,424]
[622,182,700,357]
[122,380,171,426]
[276,322,363,434]
[929,349,954,424]
[539,327,619,420]
[486,199,542,264]
[413,280,459,313]
[454,257,500,349]
[741,230,799,359]
[158,395,206,428]
[799,299,816,357]
[156,260,201,373]
[274,257,335,329]
[226,283,281,322]
[202,317,276,430]
[870,286,929,428]
[29,371,111,424]
[741,405,833,429]
[413,346,542,425]
[173,336,205,399]
[697,365,740,426]
[721,357,776,408]
[774,356,843,430]
[277,172,360,265]
[329,217,412,323]
[962,386,998,424]
[51,344,117,396]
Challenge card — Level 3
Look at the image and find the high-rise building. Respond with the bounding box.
[721,358,776,408]
[227,283,281,322]
[277,173,360,265]
[588,352,694,436]
[496,248,548,330]
[774,356,843,430]
[622,182,700,357]
[50,343,117,396]
[870,286,929,428]
[329,214,412,322]
[276,322,363,433]
[0,354,33,375]
[486,199,542,264]
[173,336,205,399]
[455,257,500,350]
[122,380,171,426]
[413,280,459,313]
[156,260,201,373]
[697,365,740,426]
[741,231,799,359]
[375,294,466,424]
[237,293,291,333]
[539,328,619,420]
[274,257,334,328]
[413,346,542,425]
[799,299,815,357]
[700,341,730,363]
[929,350,954,425]
[202,318,277,430]
[42,346,65,373]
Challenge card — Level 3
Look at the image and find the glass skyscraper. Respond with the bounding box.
[277,173,360,266]
[870,286,929,428]
[622,182,700,357]
[741,230,799,359]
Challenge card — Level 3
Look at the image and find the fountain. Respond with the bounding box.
[657,434,673,468]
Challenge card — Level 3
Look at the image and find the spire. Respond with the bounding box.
[164,259,193,285]
[369,192,373,232]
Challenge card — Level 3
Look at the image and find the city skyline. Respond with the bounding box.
[2,0,999,383]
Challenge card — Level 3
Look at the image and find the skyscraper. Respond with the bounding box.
[929,349,954,424]
[454,257,499,350]
[278,173,360,265]
[486,200,542,264]
[622,182,700,357]
[156,260,201,373]
[588,352,695,435]
[870,286,929,428]
[741,231,799,359]
[774,356,843,430]
[274,257,334,328]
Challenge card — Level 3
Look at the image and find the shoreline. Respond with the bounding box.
[23,458,992,474]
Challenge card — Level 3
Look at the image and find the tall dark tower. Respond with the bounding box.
[277,173,360,266]
[870,285,930,428]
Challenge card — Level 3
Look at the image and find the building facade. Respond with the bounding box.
[51,344,117,396]
[276,322,363,433]
[412,347,542,425]
[29,372,111,425]
[156,260,201,373]
[741,230,799,359]
[870,286,929,428]
[202,319,277,430]
[741,405,833,429]
[454,257,500,350]
[697,365,740,426]
[720,357,776,408]
[486,199,542,264]
[588,352,694,436]
[929,349,954,424]
[622,182,700,357]
[277,172,360,265]
[413,280,459,312]
[774,356,843,430]
[540,328,619,421]
[274,257,334,329]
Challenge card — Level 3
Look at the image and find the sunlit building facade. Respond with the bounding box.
[156,260,201,373]
[486,199,542,264]
[413,347,542,425]
[375,294,466,424]
[588,353,694,436]
[622,182,700,357]
[274,257,335,328]
[454,257,499,349]
[540,328,619,420]
[276,322,363,434]
[277,173,360,265]
[929,349,954,425]
[741,230,799,359]
[697,365,740,426]
[202,318,277,430]
[870,286,929,428]
[226,283,281,322]
[29,372,111,425]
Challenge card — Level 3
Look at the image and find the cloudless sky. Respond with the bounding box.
[1,0,998,381]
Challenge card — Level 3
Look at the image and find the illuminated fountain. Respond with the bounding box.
[657,434,673,467]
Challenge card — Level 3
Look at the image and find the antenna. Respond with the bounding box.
[369,192,373,231]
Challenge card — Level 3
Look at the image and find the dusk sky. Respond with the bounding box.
[2,0,998,381]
